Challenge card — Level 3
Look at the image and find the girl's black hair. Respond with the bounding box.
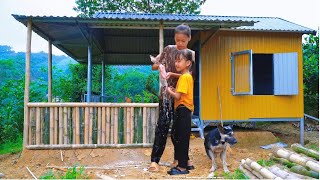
[175,49,193,63]
[175,23,191,37]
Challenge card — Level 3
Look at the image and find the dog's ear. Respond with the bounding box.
[218,123,224,133]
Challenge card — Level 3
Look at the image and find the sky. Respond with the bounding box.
[0,0,319,56]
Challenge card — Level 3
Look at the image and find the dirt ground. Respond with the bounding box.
[0,122,318,179]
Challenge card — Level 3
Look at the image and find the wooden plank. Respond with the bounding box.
[48,40,52,102]
[27,102,159,108]
[49,107,54,144]
[130,107,134,144]
[54,107,58,144]
[97,107,101,144]
[114,107,118,144]
[101,107,106,144]
[72,107,76,144]
[84,107,89,144]
[89,107,93,144]
[151,108,156,143]
[123,107,127,144]
[126,108,131,144]
[28,108,33,145]
[143,107,147,144]
[36,107,41,145]
[147,108,151,143]
[59,107,63,144]
[106,107,110,144]
[75,107,80,144]
[27,143,153,150]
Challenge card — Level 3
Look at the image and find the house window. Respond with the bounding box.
[231,50,298,96]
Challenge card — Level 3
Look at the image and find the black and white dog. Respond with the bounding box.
[204,124,237,173]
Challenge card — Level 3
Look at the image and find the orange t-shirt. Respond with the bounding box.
[174,73,194,112]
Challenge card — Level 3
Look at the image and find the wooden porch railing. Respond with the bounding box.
[25,103,159,149]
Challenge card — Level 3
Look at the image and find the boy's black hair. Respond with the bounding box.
[175,23,191,37]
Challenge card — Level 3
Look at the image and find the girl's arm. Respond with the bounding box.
[166,72,181,79]
[166,86,181,100]
[152,64,159,70]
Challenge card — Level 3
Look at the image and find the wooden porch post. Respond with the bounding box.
[48,40,52,102]
[23,18,32,147]
[101,57,105,102]
[158,21,164,94]
[87,34,92,102]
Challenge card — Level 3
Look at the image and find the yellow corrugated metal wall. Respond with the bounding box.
[200,31,303,120]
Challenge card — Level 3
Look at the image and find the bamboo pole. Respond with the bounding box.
[130,107,134,144]
[147,108,151,143]
[269,166,308,179]
[48,40,52,102]
[67,108,72,143]
[89,107,93,144]
[27,102,159,108]
[123,107,127,143]
[63,107,68,144]
[238,165,258,179]
[126,107,131,144]
[58,107,63,144]
[54,107,58,144]
[114,107,118,144]
[75,107,80,144]
[84,107,89,144]
[134,108,138,143]
[97,107,101,144]
[291,143,319,160]
[72,108,76,144]
[151,108,156,142]
[101,107,106,144]
[26,143,153,150]
[36,107,41,145]
[23,18,32,148]
[110,107,114,144]
[40,108,43,145]
[106,107,110,144]
[272,146,319,172]
[49,107,54,144]
[28,108,33,145]
[244,158,281,179]
[143,107,147,144]
[240,159,264,179]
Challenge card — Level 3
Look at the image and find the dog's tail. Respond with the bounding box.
[204,134,212,160]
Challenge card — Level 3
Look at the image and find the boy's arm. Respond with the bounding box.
[166,87,181,100]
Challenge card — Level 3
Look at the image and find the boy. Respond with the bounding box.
[166,49,194,175]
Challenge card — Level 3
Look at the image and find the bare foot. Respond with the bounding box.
[148,162,160,172]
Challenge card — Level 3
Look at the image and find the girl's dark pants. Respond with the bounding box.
[151,98,174,163]
[171,105,192,168]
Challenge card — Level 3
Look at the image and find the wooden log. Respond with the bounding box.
[63,107,68,144]
[239,165,259,179]
[84,107,89,144]
[143,107,147,144]
[101,107,106,144]
[27,102,159,108]
[49,107,54,144]
[36,107,41,145]
[110,107,114,144]
[54,107,58,144]
[89,107,93,144]
[114,107,118,144]
[244,158,281,179]
[130,107,134,144]
[272,146,319,172]
[291,143,319,160]
[26,143,153,150]
[290,165,319,179]
[75,107,80,144]
[97,107,101,144]
[59,107,63,144]
[106,107,110,144]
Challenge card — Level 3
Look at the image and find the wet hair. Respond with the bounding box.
[175,23,191,37]
[175,49,193,63]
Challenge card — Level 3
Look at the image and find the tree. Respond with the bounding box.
[73,0,207,17]
[303,34,319,117]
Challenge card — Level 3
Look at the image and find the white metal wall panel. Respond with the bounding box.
[273,52,298,95]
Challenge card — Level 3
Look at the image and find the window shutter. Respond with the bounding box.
[273,52,298,95]
[231,50,253,95]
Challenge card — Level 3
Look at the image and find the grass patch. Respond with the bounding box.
[223,168,248,179]
[306,143,319,152]
[257,159,275,167]
[40,165,87,179]
[0,137,23,155]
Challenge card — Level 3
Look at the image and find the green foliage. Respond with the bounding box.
[223,168,248,179]
[306,143,319,152]
[40,165,87,179]
[303,34,319,118]
[0,136,22,155]
[257,159,275,167]
[74,0,207,17]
